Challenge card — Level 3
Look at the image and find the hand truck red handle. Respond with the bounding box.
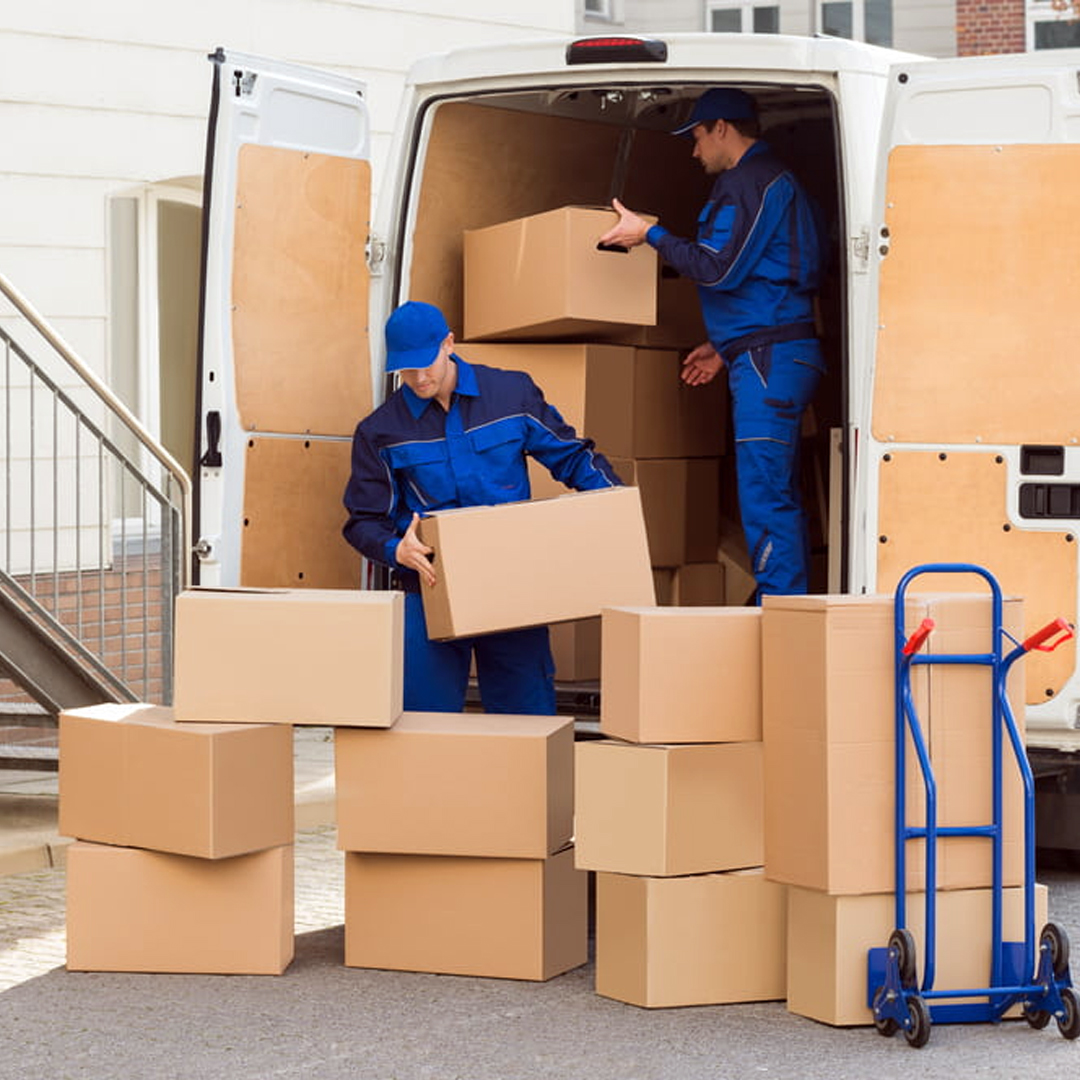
[902,618,936,656]
[1021,618,1074,654]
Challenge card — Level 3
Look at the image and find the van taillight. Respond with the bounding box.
[565,37,668,65]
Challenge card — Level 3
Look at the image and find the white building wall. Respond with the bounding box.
[578,0,955,55]
[0,0,574,384]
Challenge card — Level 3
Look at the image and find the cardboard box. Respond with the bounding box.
[601,607,761,743]
[596,869,787,1007]
[417,487,654,640]
[344,847,587,980]
[610,458,721,567]
[335,712,574,858]
[786,882,1048,1026]
[718,524,757,606]
[59,703,293,858]
[652,568,675,606]
[575,739,763,876]
[462,342,726,460]
[762,593,1024,895]
[66,842,294,975]
[671,562,726,606]
[604,266,709,350]
[464,206,657,341]
[549,617,601,682]
[174,587,403,726]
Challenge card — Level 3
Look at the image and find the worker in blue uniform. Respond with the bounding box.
[599,87,827,599]
[343,300,622,715]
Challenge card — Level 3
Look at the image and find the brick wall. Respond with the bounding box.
[957,0,1027,55]
[2,554,168,709]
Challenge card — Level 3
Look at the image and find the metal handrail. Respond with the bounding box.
[0,269,192,565]
[0,269,191,709]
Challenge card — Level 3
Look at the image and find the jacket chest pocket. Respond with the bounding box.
[386,440,454,508]
[467,422,526,492]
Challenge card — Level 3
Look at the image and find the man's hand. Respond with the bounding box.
[681,342,725,387]
[598,198,651,249]
[395,512,436,588]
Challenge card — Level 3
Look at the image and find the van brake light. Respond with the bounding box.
[566,37,668,65]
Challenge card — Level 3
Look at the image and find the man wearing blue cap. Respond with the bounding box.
[342,300,622,714]
[599,87,826,600]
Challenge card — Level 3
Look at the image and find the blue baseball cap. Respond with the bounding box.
[672,88,757,136]
[384,301,450,373]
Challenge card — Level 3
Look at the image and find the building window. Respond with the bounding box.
[818,0,893,46]
[584,0,614,19]
[1028,0,1080,49]
[707,1,781,33]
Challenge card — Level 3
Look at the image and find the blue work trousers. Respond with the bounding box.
[727,338,824,600]
[402,592,556,715]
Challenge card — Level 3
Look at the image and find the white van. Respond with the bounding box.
[194,33,1080,849]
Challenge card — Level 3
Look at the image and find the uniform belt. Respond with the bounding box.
[720,321,817,359]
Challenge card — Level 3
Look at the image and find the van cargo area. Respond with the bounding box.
[402,84,844,592]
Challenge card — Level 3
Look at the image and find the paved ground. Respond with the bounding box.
[3,729,1080,1078]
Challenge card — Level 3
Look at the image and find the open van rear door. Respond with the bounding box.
[195,48,372,590]
[861,51,1080,725]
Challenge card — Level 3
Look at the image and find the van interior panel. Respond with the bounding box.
[872,144,1080,445]
[876,449,1077,701]
[232,144,372,437]
[240,435,360,589]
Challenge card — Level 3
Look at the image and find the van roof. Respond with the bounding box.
[406,31,924,91]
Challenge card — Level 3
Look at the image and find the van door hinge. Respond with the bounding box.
[366,234,386,275]
[851,228,871,273]
[233,70,257,97]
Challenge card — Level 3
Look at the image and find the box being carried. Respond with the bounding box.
[417,487,654,640]
[464,206,657,341]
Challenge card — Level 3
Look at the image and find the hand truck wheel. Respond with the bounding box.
[904,995,931,1048]
[1023,1002,1052,1030]
[1058,987,1080,1041]
[1040,922,1071,979]
[889,928,918,988]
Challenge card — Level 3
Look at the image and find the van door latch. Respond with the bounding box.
[366,234,386,275]
[851,228,871,273]
[200,411,223,468]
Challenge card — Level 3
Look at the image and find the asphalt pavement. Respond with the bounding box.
[2,730,1080,1079]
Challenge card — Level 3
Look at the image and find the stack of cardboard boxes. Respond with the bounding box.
[461,205,731,685]
[762,592,1044,1025]
[61,587,405,975]
[335,712,587,980]
[575,605,787,1007]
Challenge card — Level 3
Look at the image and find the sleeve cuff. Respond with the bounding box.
[645,224,668,247]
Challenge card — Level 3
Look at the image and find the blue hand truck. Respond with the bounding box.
[868,562,1079,1048]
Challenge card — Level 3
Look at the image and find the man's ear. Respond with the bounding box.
[445,331,455,350]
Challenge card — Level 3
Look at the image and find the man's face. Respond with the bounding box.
[691,121,731,175]
[399,335,454,400]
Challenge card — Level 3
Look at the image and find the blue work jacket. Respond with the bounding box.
[645,141,826,356]
[342,356,621,585]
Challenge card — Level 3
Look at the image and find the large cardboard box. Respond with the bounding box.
[604,266,709,350]
[59,703,293,858]
[786,882,1048,1026]
[596,868,787,1007]
[417,487,654,640]
[549,617,601,682]
[66,842,294,975]
[763,594,932,895]
[174,587,403,726]
[463,206,657,341]
[575,739,763,876]
[762,593,1025,895]
[344,847,587,980]
[601,607,761,744]
[335,713,574,858]
[610,458,721,568]
[462,342,726,460]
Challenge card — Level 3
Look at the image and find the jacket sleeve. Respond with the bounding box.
[518,374,623,490]
[647,172,794,292]
[342,424,403,568]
